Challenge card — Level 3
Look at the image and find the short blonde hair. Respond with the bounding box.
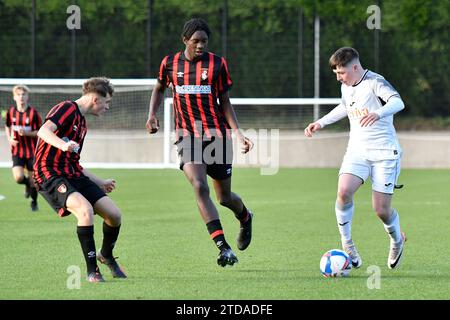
[12,84,30,95]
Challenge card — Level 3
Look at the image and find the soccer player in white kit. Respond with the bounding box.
[304,47,406,269]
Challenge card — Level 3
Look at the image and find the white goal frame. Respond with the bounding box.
[162,97,341,167]
[0,78,340,169]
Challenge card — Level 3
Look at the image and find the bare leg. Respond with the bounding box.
[183,163,219,223]
[212,177,244,216]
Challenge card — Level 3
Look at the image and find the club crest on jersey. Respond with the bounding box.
[177,72,184,78]
[57,184,67,193]
[26,118,30,125]
[201,68,208,81]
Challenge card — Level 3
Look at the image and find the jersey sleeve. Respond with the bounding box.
[46,103,76,130]
[218,57,233,95]
[373,77,400,103]
[5,108,12,127]
[316,103,348,128]
[157,56,170,87]
[32,109,43,130]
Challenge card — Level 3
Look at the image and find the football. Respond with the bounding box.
[320,249,352,277]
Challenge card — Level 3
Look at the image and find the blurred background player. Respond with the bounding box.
[146,18,254,267]
[33,77,127,282]
[304,47,406,270]
[4,85,42,211]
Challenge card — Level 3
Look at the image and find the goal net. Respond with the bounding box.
[0,78,341,169]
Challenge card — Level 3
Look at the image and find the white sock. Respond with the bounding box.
[383,209,402,243]
[335,201,354,244]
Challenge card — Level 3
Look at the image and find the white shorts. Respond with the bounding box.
[339,152,402,194]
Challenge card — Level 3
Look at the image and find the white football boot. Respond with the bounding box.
[388,232,406,269]
[342,239,362,268]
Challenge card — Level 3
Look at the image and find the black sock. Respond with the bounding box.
[101,222,120,258]
[234,204,250,223]
[30,186,38,202]
[17,176,30,187]
[76,226,98,274]
[206,219,230,251]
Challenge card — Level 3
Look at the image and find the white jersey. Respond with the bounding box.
[317,70,403,160]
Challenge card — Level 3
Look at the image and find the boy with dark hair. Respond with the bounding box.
[305,47,406,270]
[146,18,254,267]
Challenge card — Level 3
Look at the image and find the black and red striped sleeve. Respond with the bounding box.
[32,109,42,130]
[157,55,170,87]
[218,57,233,95]
[46,102,76,130]
[5,107,12,127]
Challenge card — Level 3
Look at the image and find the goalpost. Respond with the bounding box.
[0,78,340,169]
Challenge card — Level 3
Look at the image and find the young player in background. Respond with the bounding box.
[146,18,254,267]
[304,47,406,269]
[4,85,42,211]
[34,77,127,282]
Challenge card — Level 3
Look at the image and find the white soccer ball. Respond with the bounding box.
[320,249,352,277]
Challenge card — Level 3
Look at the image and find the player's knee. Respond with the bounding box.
[76,205,95,225]
[192,179,210,198]
[14,175,25,183]
[337,188,353,203]
[217,194,232,207]
[107,207,122,226]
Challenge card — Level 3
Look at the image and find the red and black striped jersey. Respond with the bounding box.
[33,101,87,185]
[5,106,42,158]
[158,51,233,139]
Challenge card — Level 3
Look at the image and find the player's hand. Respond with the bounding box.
[8,138,18,148]
[62,140,80,153]
[304,122,322,137]
[360,113,380,127]
[146,116,159,134]
[18,128,25,136]
[237,134,254,154]
[102,179,116,193]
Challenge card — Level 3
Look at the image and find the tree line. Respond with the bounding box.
[0,0,448,117]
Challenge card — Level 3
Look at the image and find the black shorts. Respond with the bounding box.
[38,175,106,217]
[12,155,34,171]
[175,136,233,180]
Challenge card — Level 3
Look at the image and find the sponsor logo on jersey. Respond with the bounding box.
[348,107,369,120]
[177,72,184,78]
[175,85,211,94]
[11,125,31,132]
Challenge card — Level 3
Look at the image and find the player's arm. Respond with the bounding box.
[4,125,18,148]
[37,120,79,152]
[82,169,116,193]
[146,80,166,134]
[304,103,347,137]
[18,128,38,137]
[360,78,405,127]
[360,97,404,127]
[219,91,254,154]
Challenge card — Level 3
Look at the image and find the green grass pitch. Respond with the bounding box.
[0,167,449,300]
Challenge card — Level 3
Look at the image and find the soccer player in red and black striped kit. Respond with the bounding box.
[4,85,42,211]
[33,77,126,282]
[146,18,254,267]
